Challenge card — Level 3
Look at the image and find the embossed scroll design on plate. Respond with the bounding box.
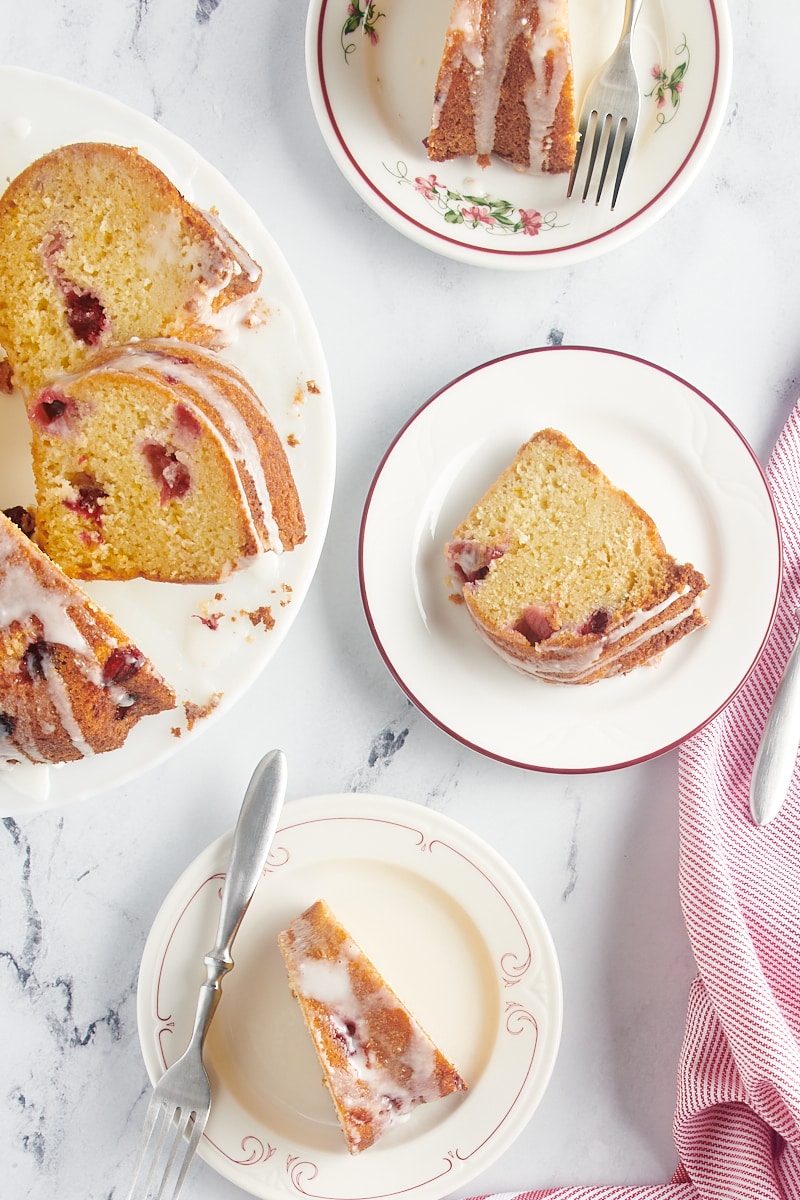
[152,813,546,1198]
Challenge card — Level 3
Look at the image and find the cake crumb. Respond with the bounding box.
[184,693,222,730]
[0,358,13,394]
[247,605,275,629]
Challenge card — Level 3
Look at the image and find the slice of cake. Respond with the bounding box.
[278,899,467,1154]
[26,338,305,583]
[445,429,708,684]
[0,509,175,766]
[427,0,577,173]
[0,142,262,396]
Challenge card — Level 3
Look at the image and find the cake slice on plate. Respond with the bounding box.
[278,899,467,1154]
[0,141,263,395]
[26,338,305,584]
[0,508,175,766]
[427,0,577,173]
[445,428,708,684]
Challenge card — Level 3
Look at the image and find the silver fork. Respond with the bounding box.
[567,0,645,209]
[125,747,288,1200]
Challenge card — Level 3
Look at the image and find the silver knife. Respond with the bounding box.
[749,609,800,826]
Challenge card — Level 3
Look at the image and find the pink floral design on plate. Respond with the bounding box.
[341,1,384,59]
[647,35,690,126]
[386,162,565,239]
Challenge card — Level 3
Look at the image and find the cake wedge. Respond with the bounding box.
[427,0,577,173]
[445,429,708,684]
[278,899,467,1154]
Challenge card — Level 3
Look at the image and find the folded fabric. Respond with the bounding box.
[469,403,800,1200]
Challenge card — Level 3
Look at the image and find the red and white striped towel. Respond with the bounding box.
[471,405,800,1200]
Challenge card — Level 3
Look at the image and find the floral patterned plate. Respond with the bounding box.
[137,792,562,1200]
[305,0,732,268]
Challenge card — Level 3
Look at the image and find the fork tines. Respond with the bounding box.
[126,1098,205,1200]
[567,108,636,210]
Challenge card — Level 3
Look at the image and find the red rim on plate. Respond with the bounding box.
[137,793,562,1200]
[359,346,782,773]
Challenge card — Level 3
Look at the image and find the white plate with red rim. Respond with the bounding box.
[0,67,336,815]
[136,791,562,1200]
[306,0,732,268]
[358,346,782,773]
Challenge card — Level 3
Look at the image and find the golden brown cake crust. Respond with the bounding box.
[445,429,708,684]
[278,899,467,1154]
[428,0,577,173]
[0,510,175,765]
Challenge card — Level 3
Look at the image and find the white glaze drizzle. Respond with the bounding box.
[0,530,104,764]
[432,0,571,170]
[78,342,284,555]
[288,921,446,1147]
[469,588,705,682]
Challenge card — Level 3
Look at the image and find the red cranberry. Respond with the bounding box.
[3,506,35,537]
[141,443,191,505]
[30,389,74,428]
[64,474,106,525]
[174,404,202,440]
[515,603,559,645]
[578,609,610,636]
[102,647,145,687]
[194,612,223,631]
[64,289,107,345]
[20,641,51,681]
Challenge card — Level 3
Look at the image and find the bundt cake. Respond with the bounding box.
[0,508,175,767]
[0,141,262,395]
[278,899,467,1154]
[26,338,306,584]
[445,429,708,684]
[427,0,577,172]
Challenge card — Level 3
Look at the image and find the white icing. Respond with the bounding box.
[289,920,449,1144]
[469,588,705,683]
[39,653,95,758]
[0,530,104,764]
[201,210,261,285]
[0,548,90,656]
[431,0,572,171]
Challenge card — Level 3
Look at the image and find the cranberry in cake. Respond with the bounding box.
[0,141,262,395]
[278,899,467,1154]
[0,509,175,766]
[27,339,305,584]
[445,429,708,684]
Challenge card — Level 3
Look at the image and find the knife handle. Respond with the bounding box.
[750,620,800,826]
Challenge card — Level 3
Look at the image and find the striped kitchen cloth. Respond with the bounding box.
[470,402,800,1200]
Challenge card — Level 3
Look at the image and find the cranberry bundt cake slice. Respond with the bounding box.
[278,899,467,1155]
[0,141,262,395]
[0,508,175,767]
[445,429,708,684]
[27,339,305,584]
[428,0,577,173]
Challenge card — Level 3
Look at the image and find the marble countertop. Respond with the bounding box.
[0,1,795,1197]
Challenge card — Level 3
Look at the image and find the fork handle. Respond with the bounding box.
[620,0,645,42]
[186,749,289,1051]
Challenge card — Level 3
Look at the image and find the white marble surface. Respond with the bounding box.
[0,1,795,1197]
